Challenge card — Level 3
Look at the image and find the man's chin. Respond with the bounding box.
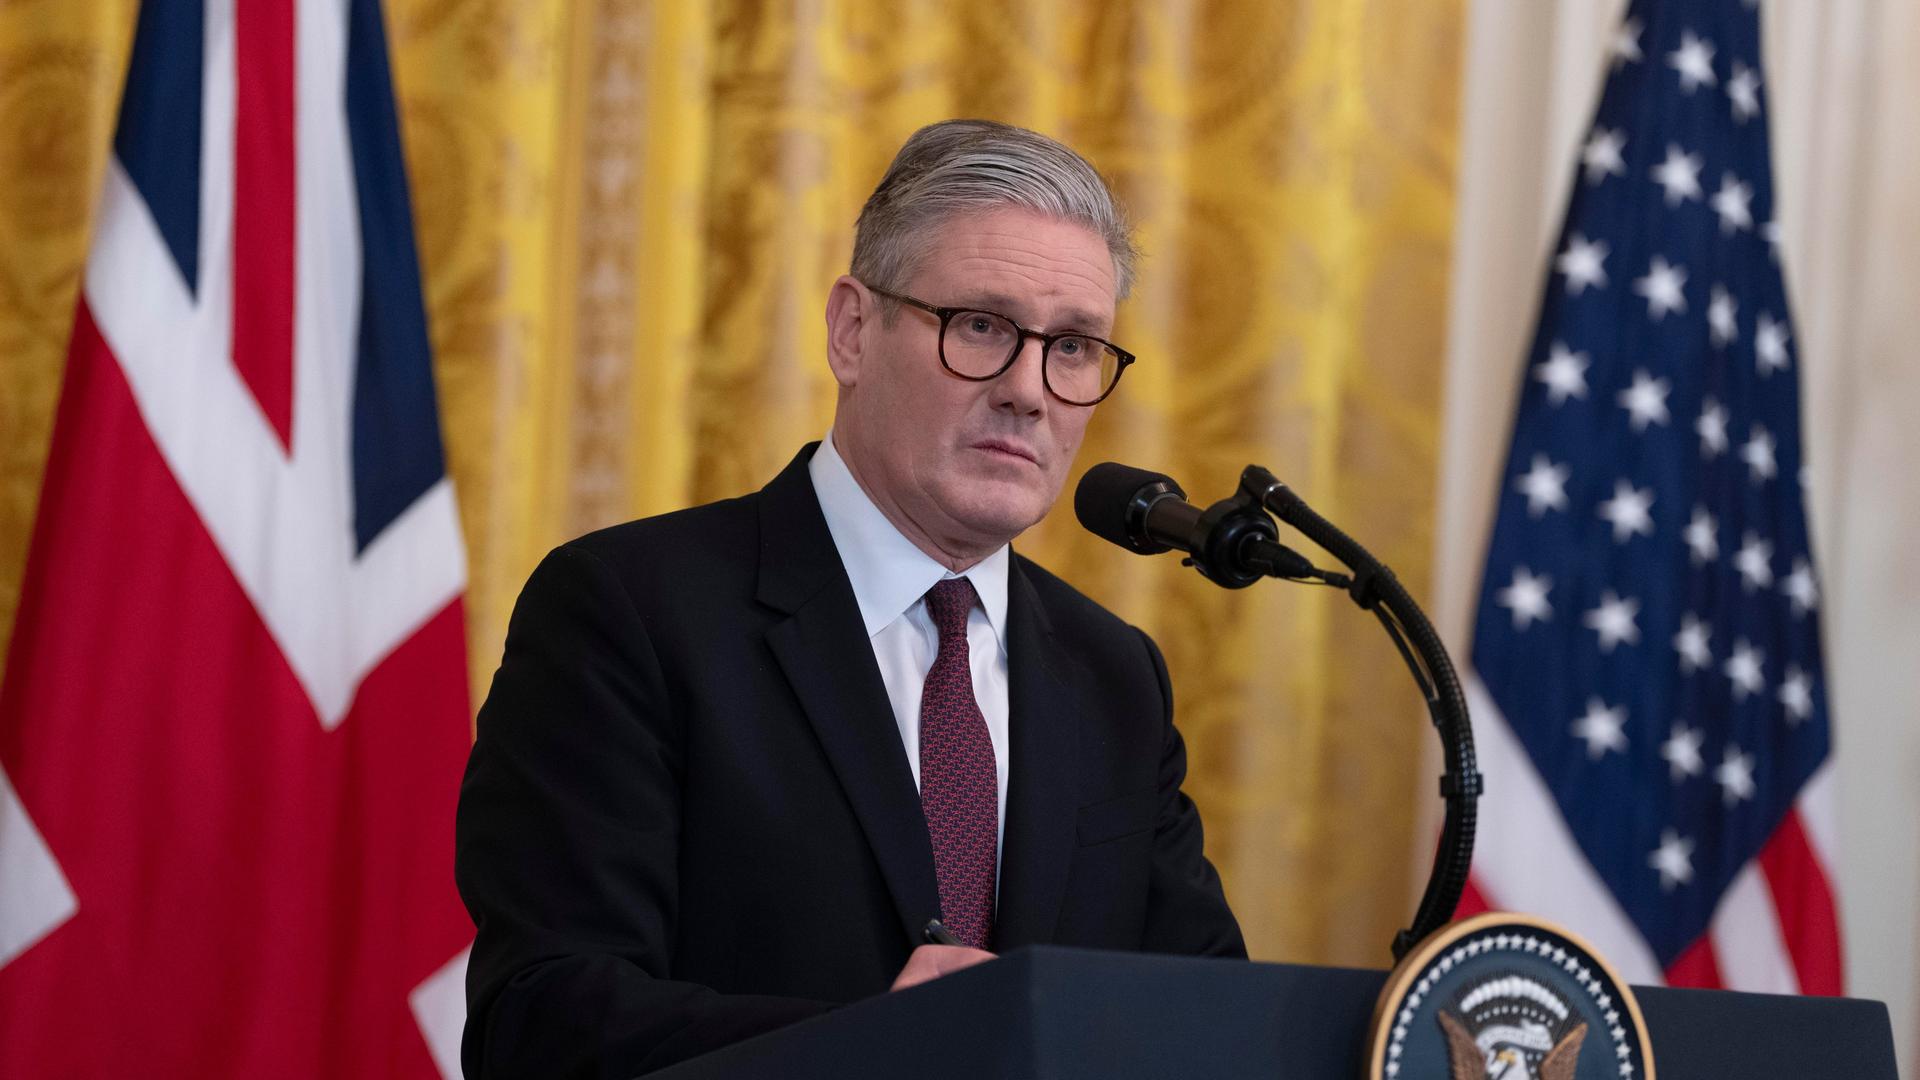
[938,481,1051,548]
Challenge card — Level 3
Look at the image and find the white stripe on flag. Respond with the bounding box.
[1712,861,1800,994]
[293,0,361,470]
[408,945,470,1080]
[1467,674,1664,984]
[0,764,76,968]
[1798,761,1840,878]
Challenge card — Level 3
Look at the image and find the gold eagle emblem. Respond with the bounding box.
[1440,1008,1588,1080]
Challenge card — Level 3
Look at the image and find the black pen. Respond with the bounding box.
[922,919,963,947]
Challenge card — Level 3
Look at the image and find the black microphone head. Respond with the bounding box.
[1075,462,1185,555]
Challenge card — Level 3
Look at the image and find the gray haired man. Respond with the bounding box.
[456,119,1245,1079]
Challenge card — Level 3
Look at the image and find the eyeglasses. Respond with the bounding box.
[863,284,1135,406]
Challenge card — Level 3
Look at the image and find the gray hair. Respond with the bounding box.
[851,119,1138,304]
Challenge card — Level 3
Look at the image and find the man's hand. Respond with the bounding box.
[889,944,996,991]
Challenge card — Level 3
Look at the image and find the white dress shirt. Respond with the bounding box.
[808,433,1011,870]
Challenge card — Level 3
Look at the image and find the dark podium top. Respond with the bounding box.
[651,945,1898,1079]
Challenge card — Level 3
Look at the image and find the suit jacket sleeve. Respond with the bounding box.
[456,545,832,1079]
[1138,628,1248,959]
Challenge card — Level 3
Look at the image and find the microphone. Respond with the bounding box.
[1082,460,1482,959]
[1072,462,1190,555]
[1074,462,1317,587]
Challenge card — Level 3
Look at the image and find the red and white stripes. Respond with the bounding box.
[1462,675,1844,995]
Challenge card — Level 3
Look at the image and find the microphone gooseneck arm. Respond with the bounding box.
[1074,457,1478,955]
[1228,465,1481,960]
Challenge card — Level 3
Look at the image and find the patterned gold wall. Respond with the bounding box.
[0,0,1461,969]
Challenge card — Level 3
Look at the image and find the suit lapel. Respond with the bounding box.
[757,447,942,945]
[991,557,1080,949]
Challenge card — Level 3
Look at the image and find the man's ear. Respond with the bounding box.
[824,276,870,388]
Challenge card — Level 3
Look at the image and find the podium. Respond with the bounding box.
[651,945,1899,1078]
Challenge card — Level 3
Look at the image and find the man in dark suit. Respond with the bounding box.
[455,119,1245,1079]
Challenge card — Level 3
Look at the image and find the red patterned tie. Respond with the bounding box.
[918,577,997,950]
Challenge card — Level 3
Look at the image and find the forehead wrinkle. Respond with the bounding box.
[942,243,1112,292]
[919,209,1116,298]
[931,258,1115,334]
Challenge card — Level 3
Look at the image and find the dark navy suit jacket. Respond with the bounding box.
[455,445,1244,1078]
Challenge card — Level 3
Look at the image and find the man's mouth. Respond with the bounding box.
[971,438,1038,465]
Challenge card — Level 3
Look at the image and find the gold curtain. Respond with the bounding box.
[0,0,1461,969]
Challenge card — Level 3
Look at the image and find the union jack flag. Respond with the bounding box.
[0,0,473,1073]
[1458,0,1843,995]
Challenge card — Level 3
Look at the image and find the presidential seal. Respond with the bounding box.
[1365,913,1655,1080]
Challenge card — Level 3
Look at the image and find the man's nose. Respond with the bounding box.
[990,335,1049,415]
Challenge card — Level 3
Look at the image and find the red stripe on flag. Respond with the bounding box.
[233,0,296,450]
[1757,809,1845,995]
[1664,932,1725,989]
[1454,874,1495,919]
[0,304,471,1075]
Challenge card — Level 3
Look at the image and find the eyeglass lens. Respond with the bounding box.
[942,310,1121,404]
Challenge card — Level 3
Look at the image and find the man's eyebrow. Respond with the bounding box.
[952,292,1111,334]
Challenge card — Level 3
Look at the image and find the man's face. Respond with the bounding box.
[829,207,1117,562]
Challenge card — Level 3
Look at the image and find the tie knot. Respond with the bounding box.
[924,577,978,637]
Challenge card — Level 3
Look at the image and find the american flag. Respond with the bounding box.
[0,0,473,1073]
[1457,0,1843,995]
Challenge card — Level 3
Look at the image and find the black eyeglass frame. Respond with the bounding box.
[863,283,1135,406]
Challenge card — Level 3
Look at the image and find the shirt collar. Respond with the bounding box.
[809,433,1011,652]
